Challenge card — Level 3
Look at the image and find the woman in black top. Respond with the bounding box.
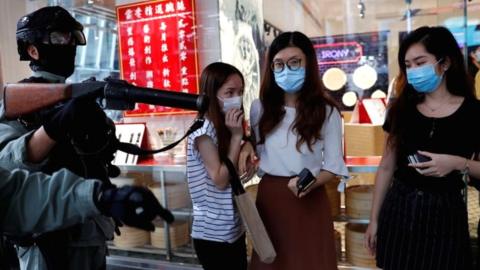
[364,26,480,270]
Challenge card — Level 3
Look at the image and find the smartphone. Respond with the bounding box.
[407,153,432,164]
[296,168,316,196]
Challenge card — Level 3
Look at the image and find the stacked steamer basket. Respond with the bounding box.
[150,221,190,249]
[325,177,341,218]
[149,182,190,249]
[111,177,150,248]
[345,185,373,219]
[345,185,375,267]
[345,223,376,267]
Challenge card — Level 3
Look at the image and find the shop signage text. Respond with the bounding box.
[117,0,199,116]
[314,42,363,65]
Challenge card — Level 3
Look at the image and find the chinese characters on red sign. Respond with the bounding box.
[117,0,199,116]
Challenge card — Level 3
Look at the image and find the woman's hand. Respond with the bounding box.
[238,141,258,182]
[287,177,300,197]
[225,108,244,138]
[408,151,464,177]
[364,221,378,256]
[287,176,315,198]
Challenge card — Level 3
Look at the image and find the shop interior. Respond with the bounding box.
[1,0,480,269]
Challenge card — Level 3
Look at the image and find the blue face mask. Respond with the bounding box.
[406,61,444,93]
[274,67,306,93]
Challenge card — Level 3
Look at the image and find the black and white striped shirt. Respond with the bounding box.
[186,119,244,243]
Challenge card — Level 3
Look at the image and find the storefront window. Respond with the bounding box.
[260,0,472,109]
[73,15,119,80]
[1,0,478,268]
[30,0,474,112]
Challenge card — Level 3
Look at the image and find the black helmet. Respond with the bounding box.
[16,6,86,60]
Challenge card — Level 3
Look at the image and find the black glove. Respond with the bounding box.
[94,183,174,231]
[43,97,109,144]
[72,117,120,180]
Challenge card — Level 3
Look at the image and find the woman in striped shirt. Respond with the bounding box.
[186,62,247,270]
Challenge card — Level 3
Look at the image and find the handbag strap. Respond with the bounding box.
[116,118,205,156]
[222,157,245,196]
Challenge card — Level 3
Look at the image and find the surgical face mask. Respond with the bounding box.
[218,96,242,113]
[406,61,443,93]
[274,67,306,93]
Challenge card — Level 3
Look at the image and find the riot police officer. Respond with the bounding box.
[0,5,135,269]
[1,168,172,240]
[0,167,173,269]
[15,5,85,81]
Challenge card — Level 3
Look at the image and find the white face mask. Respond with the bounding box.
[218,96,242,113]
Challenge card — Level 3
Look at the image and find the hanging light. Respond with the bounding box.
[371,89,387,99]
[342,92,358,107]
[353,65,378,90]
[322,68,347,91]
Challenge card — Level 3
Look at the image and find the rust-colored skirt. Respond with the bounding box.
[249,174,337,270]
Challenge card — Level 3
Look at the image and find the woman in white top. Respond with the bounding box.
[240,31,348,270]
[186,62,247,270]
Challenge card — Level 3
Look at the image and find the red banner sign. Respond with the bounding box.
[117,0,199,116]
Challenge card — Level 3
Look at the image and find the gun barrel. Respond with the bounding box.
[104,83,208,113]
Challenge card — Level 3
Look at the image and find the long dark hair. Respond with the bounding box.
[200,62,244,158]
[258,31,339,151]
[388,26,475,151]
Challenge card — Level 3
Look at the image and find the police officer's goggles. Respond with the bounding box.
[41,30,86,46]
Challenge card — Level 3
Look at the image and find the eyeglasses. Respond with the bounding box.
[271,58,302,73]
[42,30,86,46]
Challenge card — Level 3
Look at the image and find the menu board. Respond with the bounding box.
[117,0,199,116]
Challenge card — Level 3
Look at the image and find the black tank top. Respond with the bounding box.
[384,98,480,192]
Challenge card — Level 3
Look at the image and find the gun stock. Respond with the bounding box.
[2,79,208,120]
[3,83,73,119]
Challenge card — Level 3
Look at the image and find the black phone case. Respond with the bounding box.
[296,168,315,194]
[415,153,431,162]
[407,153,431,164]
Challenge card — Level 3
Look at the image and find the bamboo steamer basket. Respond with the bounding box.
[346,185,374,219]
[345,223,376,267]
[244,184,258,258]
[113,226,150,248]
[325,177,340,218]
[110,177,134,187]
[151,221,190,249]
[348,172,376,186]
[149,182,190,210]
[124,171,154,186]
[334,229,341,261]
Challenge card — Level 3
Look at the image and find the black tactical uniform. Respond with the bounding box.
[0,6,116,270]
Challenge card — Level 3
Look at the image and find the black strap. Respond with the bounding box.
[117,118,205,156]
[222,157,245,196]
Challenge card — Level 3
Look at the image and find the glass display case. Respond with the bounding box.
[108,160,200,268]
[104,156,384,269]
